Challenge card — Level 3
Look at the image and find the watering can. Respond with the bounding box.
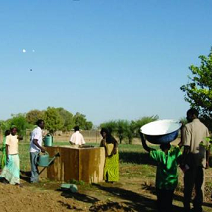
[37,152,60,167]
[44,134,53,147]
[61,184,78,193]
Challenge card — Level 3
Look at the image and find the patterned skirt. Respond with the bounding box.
[104,152,119,182]
[0,154,20,184]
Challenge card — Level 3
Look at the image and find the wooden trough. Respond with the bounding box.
[40,146,105,183]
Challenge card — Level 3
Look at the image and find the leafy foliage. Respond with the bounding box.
[56,107,75,131]
[44,107,64,134]
[26,109,45,124]
[73,112,93,130]
[100,120,117,134]
[0,113,32,136]
[131,116,159,137]
[181,48,212,128]
[100,116,158,144]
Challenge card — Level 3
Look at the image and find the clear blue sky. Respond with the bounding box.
[1,0,212,125]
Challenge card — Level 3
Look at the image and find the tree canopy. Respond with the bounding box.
[180,48,212,126]
[56,107,75,131]
[0,107,93,135]
[44,107,64,134]
[73,112,93,130]
[26,110,44,125]
[100,116,158,144]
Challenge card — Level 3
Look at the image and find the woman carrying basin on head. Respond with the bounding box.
[100,128,119,182]
[140,120,182,212]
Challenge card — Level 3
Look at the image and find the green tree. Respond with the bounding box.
[181,48,212,127]
[116,120,129,144]
[73,112,93,130]
[125,121,134,144]
[44,107,64,134]
[56,107,75,131]
[100,120,117,134]
[0,120,12,133]
[100,120,131,144]
[131,115,159,137]
[0,113,32,137]
[26,109,45,124]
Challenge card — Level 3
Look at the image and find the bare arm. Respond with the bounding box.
[33,139,45,153]
[140,133,155,152]
[17,135,23,141]
[6,144,9,162]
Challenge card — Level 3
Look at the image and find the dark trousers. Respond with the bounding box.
[156,188,174,212]
[184,166,205,212]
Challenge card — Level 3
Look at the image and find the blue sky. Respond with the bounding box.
[1,0,212,125]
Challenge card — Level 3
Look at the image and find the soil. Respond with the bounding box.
[0,138,212,212]
[0,167,212,212]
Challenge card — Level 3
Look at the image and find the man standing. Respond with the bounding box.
[182,108,210,212]
[30,119,45,183]
[69,126,85,146]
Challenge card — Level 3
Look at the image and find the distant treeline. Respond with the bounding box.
[100,116,159,144]
[1,108,180,145]
[0,107,93,136]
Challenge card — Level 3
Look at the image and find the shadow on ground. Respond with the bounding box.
[59,189,99,204]
[93,183,184,212]
[93,183,156,211]
[20,170,31,183]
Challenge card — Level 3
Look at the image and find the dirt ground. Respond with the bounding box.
[0,166,211,212]
[0,138,212,211]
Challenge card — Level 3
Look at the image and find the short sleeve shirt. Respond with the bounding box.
[30,126,43,152]
[150,146,181,190]
[182,119,209,167]
[6,134,19,155]
[70,131,85,145]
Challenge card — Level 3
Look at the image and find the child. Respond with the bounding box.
[141,133,182,212]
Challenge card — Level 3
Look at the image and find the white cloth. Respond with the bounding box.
[70,131,85,145]
[6,134,19,155]
[30,126,43,152]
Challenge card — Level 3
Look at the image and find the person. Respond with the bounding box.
[141,133,182,212]
[69,126,85,147]
[0,127,22,185]
[100,128,119,182]
[181,108,210,212]
[1,130,11,169]
[29,119,45,183]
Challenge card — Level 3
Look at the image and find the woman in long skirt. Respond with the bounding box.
[100,128,119,182]
[0,127,21,185]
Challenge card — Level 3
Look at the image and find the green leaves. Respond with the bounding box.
[180,48,212,127]
[100,116,159,144]
[0,107,93,135]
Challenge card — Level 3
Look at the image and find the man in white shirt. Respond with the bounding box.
[69,126,85,146]
[30,119,45,183]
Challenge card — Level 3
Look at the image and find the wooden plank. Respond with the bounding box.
[79,147,105,183]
